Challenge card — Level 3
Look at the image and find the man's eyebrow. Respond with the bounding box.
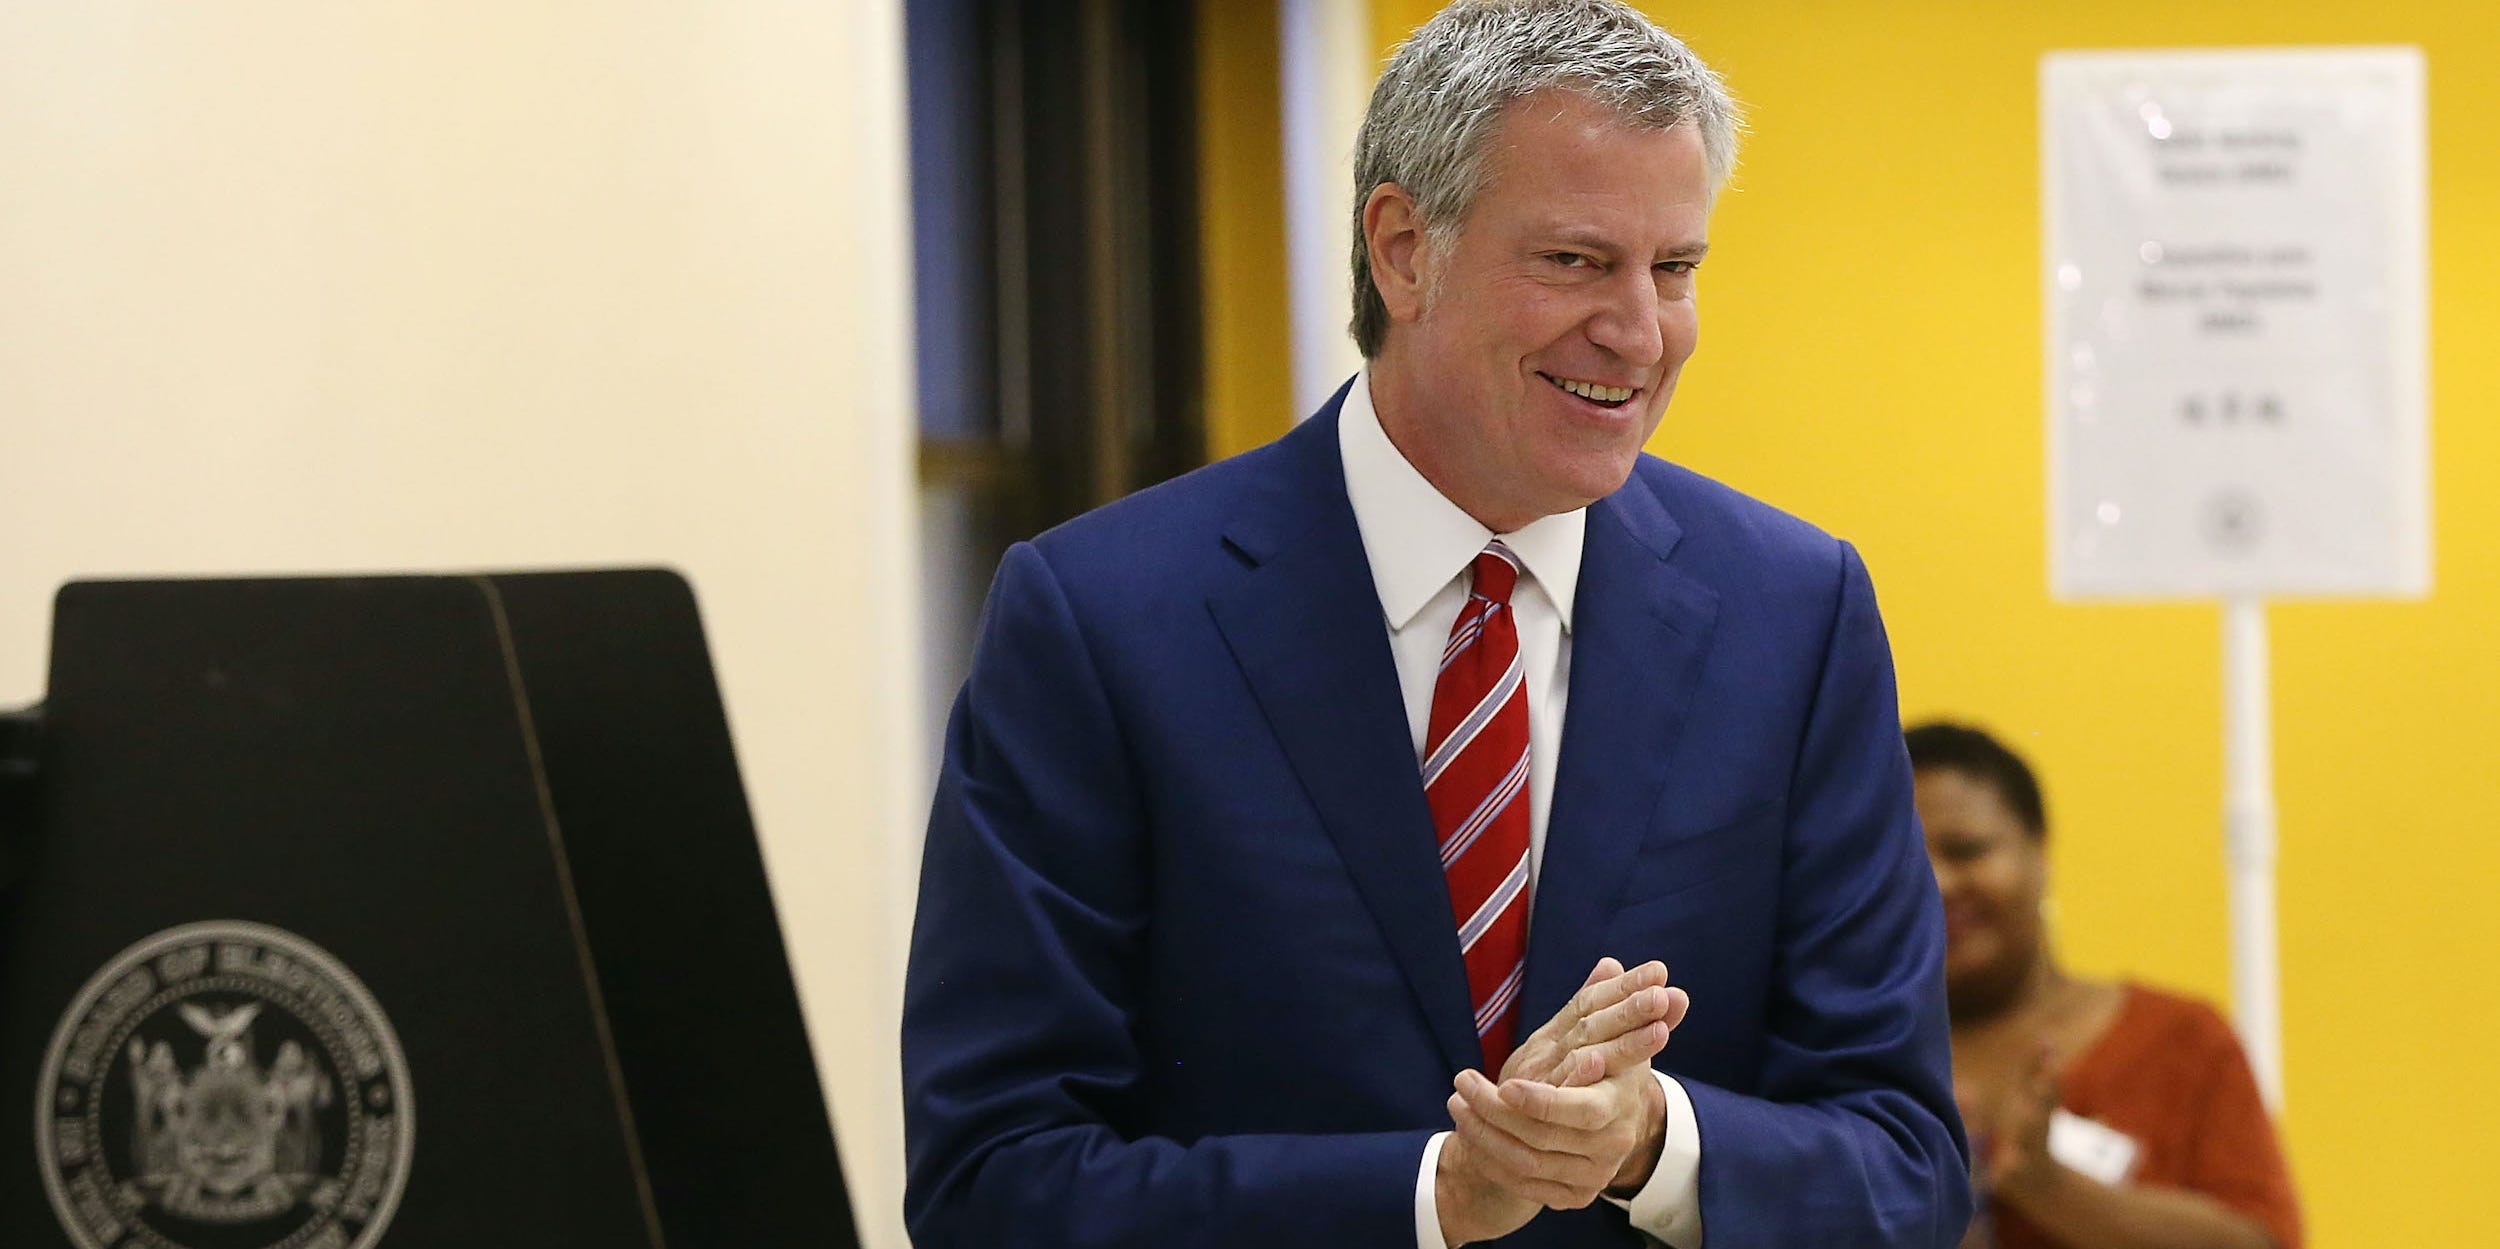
[1540,230,1711,262]
[1544,228,1619,254]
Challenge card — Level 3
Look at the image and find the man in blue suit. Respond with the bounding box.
[903,2,1970,1245]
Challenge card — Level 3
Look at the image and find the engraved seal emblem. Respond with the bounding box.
[35,921,414,1249]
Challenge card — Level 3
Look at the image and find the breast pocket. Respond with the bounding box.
[1610,797,1782,922]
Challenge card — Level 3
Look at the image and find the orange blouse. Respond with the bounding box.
[1994,982,2302,1249]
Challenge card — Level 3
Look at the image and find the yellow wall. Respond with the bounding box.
[1342,3,2498,1244]
[1198,0,1296,458]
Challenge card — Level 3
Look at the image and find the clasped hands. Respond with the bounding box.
[1435,958,1688,1246]
[1957,1041,2061,1218]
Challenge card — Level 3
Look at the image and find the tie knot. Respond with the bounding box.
[1469,544,1522,605]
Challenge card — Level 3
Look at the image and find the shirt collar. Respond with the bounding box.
[1338,367,1585,635]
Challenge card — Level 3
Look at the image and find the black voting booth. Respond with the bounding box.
[0,571,859,1249]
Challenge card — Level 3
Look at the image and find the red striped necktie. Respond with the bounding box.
[1425,542,1532,1074]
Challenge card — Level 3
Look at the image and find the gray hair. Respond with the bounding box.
[1349,0,1742,357]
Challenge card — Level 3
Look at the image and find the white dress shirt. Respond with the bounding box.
[1335,372,1705,1249]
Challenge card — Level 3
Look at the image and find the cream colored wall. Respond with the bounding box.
[0,5,916,1246]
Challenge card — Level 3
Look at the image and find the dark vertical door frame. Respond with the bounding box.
[913,0,1205,538]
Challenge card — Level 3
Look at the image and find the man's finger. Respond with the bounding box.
[1450,1081,1557,1168]
[1517,958,1630,1055]
[1553,1045,1606,1089]
[1543,961,1668,1049]
[1451,1078,1617,1208]
[1506,960,1652,1083]
[1450,1109,1580,1214]
[1498,1077,1622,1135]
[1563,1011,1678,1084]
[1572,960,1666,1022]
[1568,983,1687,1052]
[1459,1070,1586,1151]
[1507,961,1675,1085]
[1551,986,1686,1086]
[1471,1076,1617,1141]
[1450,1076,1599,1194]
[1447,1115,1588,1210]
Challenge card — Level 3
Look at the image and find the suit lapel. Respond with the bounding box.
[1521,470,1721,1034]
[1205,401,1482,1076]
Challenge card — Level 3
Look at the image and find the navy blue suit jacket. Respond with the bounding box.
[903,387,1971,1247]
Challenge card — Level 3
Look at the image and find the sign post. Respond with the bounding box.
[2043,47,2429,1110]
[2222,597,2280,1108]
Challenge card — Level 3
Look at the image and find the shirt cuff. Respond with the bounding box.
[1603,1070,1704,1247]
[1416,1131,1452,1249]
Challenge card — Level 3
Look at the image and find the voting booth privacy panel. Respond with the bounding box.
[0,571,859,1249]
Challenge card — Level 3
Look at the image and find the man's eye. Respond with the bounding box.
[1549,252,1592,269]
[1657,260,1698,275]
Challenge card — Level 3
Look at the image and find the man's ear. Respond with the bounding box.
[1363,182,1430,326]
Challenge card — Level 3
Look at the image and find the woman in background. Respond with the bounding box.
[1907,722,2300,1249]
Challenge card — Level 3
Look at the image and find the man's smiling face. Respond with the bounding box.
[1378,87,1714,532]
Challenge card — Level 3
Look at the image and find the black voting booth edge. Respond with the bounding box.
[0,570,860,1249]
[0,705,36,896]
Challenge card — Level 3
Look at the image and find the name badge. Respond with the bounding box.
[2048,1108,2140,1186]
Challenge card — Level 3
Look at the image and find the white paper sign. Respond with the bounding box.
[2044,49,2428,599]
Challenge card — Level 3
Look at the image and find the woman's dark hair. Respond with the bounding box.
[1904,721,2046,840]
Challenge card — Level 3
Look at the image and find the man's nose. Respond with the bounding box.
[1584,268,1664,367]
